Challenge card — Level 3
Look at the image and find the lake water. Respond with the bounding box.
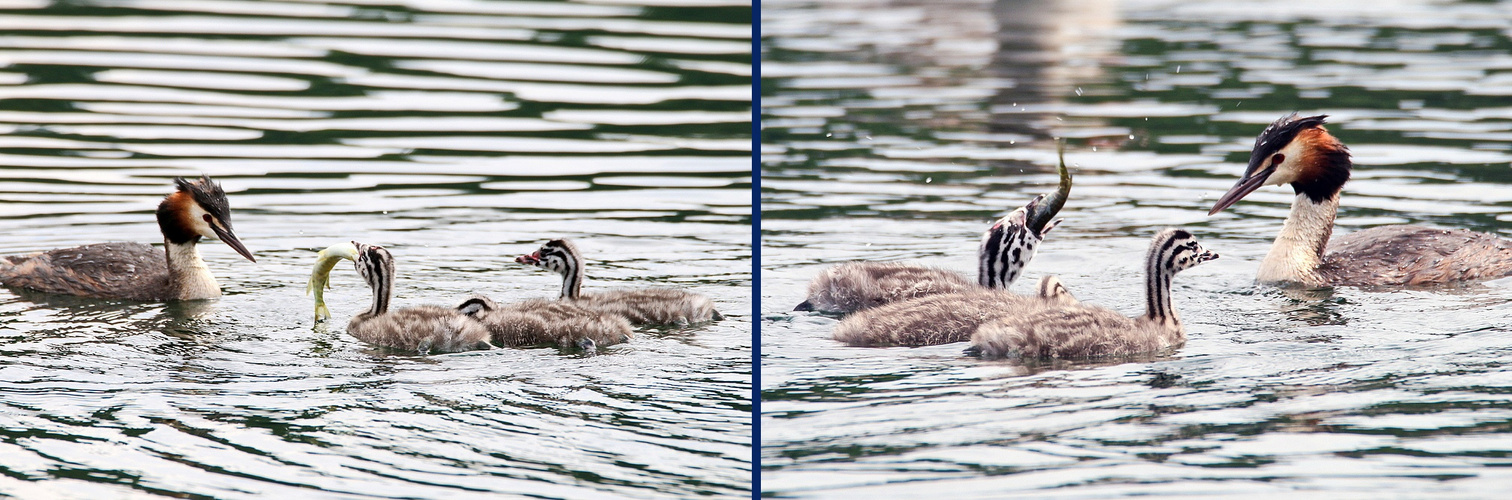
[0,0,752,498]
[761,0,1512,497]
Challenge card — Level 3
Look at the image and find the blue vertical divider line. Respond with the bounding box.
[750,0,762,497]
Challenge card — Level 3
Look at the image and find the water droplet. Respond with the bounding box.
[1075,87,1083,96]
[1176,65,1181,73]
[1092,146,1098,152]
[925,177,932,183]
[1128,135,1135,140]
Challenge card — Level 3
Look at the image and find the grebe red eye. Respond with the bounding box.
[1271,153,1285,166]
[202,214,212,223]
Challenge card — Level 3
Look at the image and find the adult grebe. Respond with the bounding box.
[0,175,255,301]
[1209,113,1512,287]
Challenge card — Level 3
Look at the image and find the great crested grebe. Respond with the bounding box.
[309,242,492,353]
[834,229,1216,349]
[794,145,1073,313]
[0,175,255,301]
[455,295,633,352]
[970,229,1218,359]
[1209,113,1512,287]
[516,238,721,326]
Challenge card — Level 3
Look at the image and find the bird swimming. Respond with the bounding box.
[310,242,635,352]
[309,241,492,353]
[516,238,721,326]
[0,175,255,301]
[970,228,1218,359]
[1209,113,1512,287]
[834,229,1216,350]
[794,143,1073,314]
[455,295,633,352]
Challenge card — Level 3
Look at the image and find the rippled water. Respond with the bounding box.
[761,0,1512,496]
[0,0,751,497]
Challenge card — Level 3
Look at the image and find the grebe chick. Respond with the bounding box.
[0,175,255,301]
[830,276,1083,347]
[310,242,491,353]
[1036,275,1078,305]
[796,146,1073,313]
[516,239,720,326]
[1209,113,1512,287]
[456,295,633,352]
[970,229,1218,359]
[832,288,1038,347]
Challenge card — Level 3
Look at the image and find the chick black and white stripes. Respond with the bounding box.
[978,208,1056,289]
[517,238,720,326]
[527,239,583,299]
[1143,229,1206,329]
[353,242,394,316]
[969,228,1218,359]
[344,242,493,354]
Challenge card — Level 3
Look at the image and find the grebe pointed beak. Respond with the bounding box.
[1208,164,1276,216]
[210,223,256,263]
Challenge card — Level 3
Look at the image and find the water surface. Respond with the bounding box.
[0,0,752,497]
[761,0,1512,496]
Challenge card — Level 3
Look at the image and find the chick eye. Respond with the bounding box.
[1271,153,1285,166]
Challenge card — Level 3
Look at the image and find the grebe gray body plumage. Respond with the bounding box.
[1209,113,1512,287]
[970,229,1218,359]
[0,175,255,301]
[517,238,720,326]
[795,147,1073,314]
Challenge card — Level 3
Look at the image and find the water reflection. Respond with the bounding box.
[763,0,1512,496]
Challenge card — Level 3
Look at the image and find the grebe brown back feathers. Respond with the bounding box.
[1209,113,1512,287]
[0,175,255,301]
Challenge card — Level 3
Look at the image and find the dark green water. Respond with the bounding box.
[0,0,752,498]
[762,0,1512,497]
